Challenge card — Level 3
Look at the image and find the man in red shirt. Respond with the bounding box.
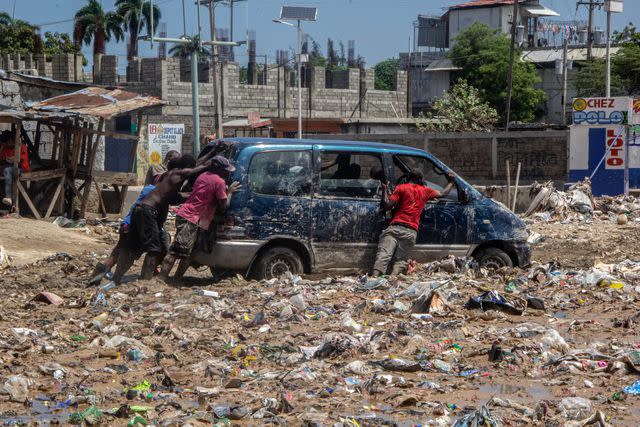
[160,156,241,281]
[372,169,456,277]
[0,130,30,206]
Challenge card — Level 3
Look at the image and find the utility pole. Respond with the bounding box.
[505,0,519,130]
[562,37,569,125]
[146,0,241,155]
[587,0,595,61]
[605,5,611,96]
[297,20,303,139]
[206,1,224,139]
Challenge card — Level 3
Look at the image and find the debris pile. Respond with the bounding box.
[1,240,640,426]
[524,179,640,226]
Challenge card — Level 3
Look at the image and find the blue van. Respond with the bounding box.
[191,138,531,279]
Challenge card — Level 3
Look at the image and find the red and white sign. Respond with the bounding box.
[606,128,625,169]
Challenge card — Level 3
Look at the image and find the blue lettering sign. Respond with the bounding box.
[573,110,625,125]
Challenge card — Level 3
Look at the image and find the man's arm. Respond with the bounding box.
[216,181,241,213]
[195,148,217,166]
[176,159,214,178]
[434,172,457,198]
[380,182,397,211]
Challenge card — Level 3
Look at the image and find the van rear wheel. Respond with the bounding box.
[475,247,513,269]
[253,247,304,280]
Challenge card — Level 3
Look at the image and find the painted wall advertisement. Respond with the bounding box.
[570,97,639,196]
[148,124,184,165]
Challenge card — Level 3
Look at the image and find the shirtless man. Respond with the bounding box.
[112,153,214,284]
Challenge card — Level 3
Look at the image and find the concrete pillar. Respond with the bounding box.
[52,54,74,81]
[126,58,141,82]
[23,54,33,70]
[100,55,118,85]
[35,54,48,77]
[93,53,103,84]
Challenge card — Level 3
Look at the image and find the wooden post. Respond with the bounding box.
[11,119,22,213]
[79,119,103,218]
[506,159,511,210]
[512,162,521,212]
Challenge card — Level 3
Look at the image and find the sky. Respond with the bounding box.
[4,0,639,71]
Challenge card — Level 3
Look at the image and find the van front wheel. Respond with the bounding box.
[474,247,513,269]
[253,247,304,280]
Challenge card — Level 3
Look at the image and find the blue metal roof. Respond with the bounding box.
[225,137,426,155]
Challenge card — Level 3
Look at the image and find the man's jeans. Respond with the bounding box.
[3,167,22,199]
[373,224,418,276]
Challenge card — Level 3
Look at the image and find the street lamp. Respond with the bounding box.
[605,0,623,97]
[273,6,317,139]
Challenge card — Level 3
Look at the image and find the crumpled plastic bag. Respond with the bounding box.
[2,375,31,402]
[453,406,499,427]
[465,290,525,315]
[560,397,593,421]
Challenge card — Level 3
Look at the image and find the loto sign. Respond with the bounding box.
[572,97,632,126]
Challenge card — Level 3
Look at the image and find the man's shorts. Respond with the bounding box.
[129,204,163,254]
[169,215,199,259]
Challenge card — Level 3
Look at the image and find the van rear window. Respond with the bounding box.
[248,151,312,197]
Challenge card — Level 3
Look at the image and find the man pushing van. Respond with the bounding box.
[372,170,456,277]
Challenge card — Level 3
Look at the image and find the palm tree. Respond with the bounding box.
[73,0,124,55]
[115,0,161,60]
[0,11,13,26]
[168,36,210,58]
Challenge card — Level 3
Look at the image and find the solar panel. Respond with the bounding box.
[280,6,317,21]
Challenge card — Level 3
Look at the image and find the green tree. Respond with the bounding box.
[613,22,639,44]
[450,23,546,123]
[43,32,79,55]
[73,0,124,55]
[374,58,399,91]
[115,0,161,60]
[309,39,326,67]
[327,38,338,70]
[418,80,499,133]
[575,44,640,96]
[0,12,38,54]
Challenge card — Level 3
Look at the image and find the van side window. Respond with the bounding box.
[320,152,384,198]
[393,155,459,202]
[248,151,312,197]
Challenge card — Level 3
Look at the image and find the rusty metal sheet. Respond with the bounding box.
[27,87,165,119]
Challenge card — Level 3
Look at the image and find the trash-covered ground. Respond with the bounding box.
[1,188,640,426]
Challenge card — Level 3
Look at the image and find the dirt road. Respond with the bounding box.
[0,217,639,426]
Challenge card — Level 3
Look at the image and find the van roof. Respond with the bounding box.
[223,137,427,155]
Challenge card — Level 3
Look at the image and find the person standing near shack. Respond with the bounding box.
[160,156,241,282]
[0,130,30,207]
[372,169,456,277]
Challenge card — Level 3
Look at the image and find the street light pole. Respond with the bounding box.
[297,19,303,139]
[605,7,612,97]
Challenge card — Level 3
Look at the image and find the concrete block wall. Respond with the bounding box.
[52,54,75,81]
[314,131,569,185]
[102,55,118,85]
[0,53,77,80]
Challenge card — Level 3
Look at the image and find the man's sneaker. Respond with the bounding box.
[1,198,11,206]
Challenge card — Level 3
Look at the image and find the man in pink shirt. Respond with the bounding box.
[160,156,241,281]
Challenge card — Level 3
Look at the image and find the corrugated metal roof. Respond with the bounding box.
[449,0,516,11]
[27,87,165,119]
[425,58,461,72]
[522,46,622,63]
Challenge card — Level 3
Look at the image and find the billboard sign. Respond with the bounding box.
[148,124,184,165]
[572,97,632,126]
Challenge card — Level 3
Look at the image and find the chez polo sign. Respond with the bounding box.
[572,97,632,126]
